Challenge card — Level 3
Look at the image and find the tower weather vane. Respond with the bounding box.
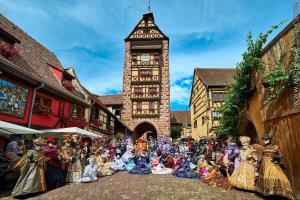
[148,0,151,12]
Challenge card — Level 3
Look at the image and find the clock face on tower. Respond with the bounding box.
[141,53,150,61]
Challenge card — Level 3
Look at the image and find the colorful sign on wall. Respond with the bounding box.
[0,79,29,118]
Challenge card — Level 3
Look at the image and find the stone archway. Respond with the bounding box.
[133,122,157,142]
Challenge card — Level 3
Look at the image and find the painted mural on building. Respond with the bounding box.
[0,78,28,118]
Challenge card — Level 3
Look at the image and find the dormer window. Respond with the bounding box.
[0,28,20,58]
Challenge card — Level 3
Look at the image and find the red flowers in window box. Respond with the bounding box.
[134,88,143,96]
[154,55,160,61]
[149,108,155,113]
[107,125,114,132]
[139,70,152,78]
[65,117,88,128]
[148,87,157,95]
[62,80,75,91]
[92,119,103,127]
[0,42,18,58]
[33,105,53,117]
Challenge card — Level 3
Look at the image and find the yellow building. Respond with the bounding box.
[189,68,235,139]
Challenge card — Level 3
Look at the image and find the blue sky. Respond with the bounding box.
[0,0,294,110]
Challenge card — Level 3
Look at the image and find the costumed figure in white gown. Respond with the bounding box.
[76,156,98,183]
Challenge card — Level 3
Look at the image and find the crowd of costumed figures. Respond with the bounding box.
[0,132,296,199]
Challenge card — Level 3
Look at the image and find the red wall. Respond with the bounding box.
[31,93,73,128]
[49,65,63,81]
[0,75,33,125]
[0,74,85,129]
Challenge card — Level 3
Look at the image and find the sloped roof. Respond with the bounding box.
[97,94,123,106]
[195,68,236,87]
[0,14,88,106]
[171,111,191,124]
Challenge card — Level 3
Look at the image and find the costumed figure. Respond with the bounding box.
[225,137,240,175]
[108,139,116,161]
[97,155,114,177]
[42,137,64,190]
[228,136,257,191]
[66,135,82,183]
[255,133,295,200]
[124,151,136,171]
[60,135,74,178]
[172,153,200,179]
[135,137,147,155]
[160,151,175,169]
[151,152,172,175]
[80,138,91,167]
[76,156,97,183]
[197,155,210,176]
[11,139,50,197]
[129,153,151,175]
[112,153,125,172]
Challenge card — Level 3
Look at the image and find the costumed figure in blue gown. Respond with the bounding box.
[129,153,151,175]
[172,153,200,179]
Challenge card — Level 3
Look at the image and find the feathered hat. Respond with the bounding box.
[47,137,58,144]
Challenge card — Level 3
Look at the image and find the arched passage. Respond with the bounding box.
[133,122,157,142]
[245,121,258,144]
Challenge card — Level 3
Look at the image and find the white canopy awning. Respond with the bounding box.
[0,120,44,135]
[42,127,99,137]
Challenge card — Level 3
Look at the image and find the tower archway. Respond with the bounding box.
[133,122,157,142]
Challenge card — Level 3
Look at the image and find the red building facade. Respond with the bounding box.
[0,14,89,130]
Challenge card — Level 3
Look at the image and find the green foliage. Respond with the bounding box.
[262,54,291,105]
[171,126,182,139]
[216,23,284,137]
[262,23,300,105]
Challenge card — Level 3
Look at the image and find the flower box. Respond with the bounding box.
[154,56,160,61]
[107,125,114,132]
[92,119,103,127]
[0,42,18,58]
[65,117,88,128]
[33,105,53,117]
[62,80,75,91]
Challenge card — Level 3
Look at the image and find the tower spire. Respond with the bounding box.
[148,0,151,13]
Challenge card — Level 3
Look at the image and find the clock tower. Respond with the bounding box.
[122,12,170,140]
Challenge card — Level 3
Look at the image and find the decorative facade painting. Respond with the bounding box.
[0,79,29,118]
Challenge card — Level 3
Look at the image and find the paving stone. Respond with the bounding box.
[0,172,264,200]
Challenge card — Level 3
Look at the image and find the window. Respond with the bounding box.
[193,104,196,114]
[34,94,51,107]
[212,111,222,120]
[137,102,142,112]
[70,104,83,118]
[143,29,150,35]
[212,92,225,102]
[202,116,205,125]
[194,120,197,128]
[141,53,150,61]
[149,101,155,113]
[91,107,99,120]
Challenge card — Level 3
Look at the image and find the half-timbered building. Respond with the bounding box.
[189,68,235,139]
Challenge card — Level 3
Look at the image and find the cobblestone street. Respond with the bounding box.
[0,172,263,200]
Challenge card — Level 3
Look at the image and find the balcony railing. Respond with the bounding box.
[132,109,159,118]
[132,74,160,83]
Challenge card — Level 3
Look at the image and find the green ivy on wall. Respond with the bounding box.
[215,23,284,137]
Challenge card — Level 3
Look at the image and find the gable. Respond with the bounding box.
[125,13,168,41]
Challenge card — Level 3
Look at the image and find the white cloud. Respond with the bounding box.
[170,84,191,106]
